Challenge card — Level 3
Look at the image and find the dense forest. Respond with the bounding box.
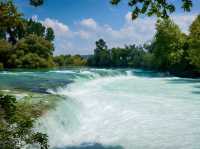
[88,16,200,77]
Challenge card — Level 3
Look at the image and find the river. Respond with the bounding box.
[0,68,200,149]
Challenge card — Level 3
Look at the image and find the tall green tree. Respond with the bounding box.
[45,27,55,42]
[7,34,55,68]
[0,40,12,68]
[187,15,200,72]
[93,39,111,67]
[26,19,46,37]
[0,1,24,44]
[0,1,55,68]
[111,48,128,67]
[151,19,185,70]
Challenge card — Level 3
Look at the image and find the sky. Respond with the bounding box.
[14,0,200,55]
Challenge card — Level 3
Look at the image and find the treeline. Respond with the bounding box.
[54,55,87,67]
[88,15,200,77]
[88,41,150,68]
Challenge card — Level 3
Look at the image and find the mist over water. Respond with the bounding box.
[1,68,200,149]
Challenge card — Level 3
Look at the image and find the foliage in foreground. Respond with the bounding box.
[111,0,193,20]
[0,94,49,149]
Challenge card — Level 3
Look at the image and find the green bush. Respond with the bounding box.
[54,55,87,67]
[0,94,49,149]
[5,34,55,68]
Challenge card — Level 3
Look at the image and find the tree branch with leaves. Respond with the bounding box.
[110,0,193,20]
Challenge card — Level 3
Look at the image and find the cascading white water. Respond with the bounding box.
[36,69,200,149]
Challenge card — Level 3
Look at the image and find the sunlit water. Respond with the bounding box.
[0,68,200,149]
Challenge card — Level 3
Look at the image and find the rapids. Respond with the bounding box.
[0,68,200,149]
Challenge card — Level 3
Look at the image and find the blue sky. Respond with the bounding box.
[14,0,200,55]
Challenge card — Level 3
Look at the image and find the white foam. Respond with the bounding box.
[48,70,76,74]
[36,69,200,149]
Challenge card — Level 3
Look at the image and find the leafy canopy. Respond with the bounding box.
[111,0,193,19]
[151,18,185,70]
[0,1,24,44]
[187,15,200,71]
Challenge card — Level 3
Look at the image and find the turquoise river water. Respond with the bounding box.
[0,68,200,149]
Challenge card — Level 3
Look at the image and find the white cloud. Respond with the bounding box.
[42,18,70,36]
[78,30,92,39]
[125,12,132,22]
[31,15,39,21]
[40,18,75,55]
[73,13,157,49]
[172,14,197,34]
[80,18,98,29]
[39,13,197,55]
